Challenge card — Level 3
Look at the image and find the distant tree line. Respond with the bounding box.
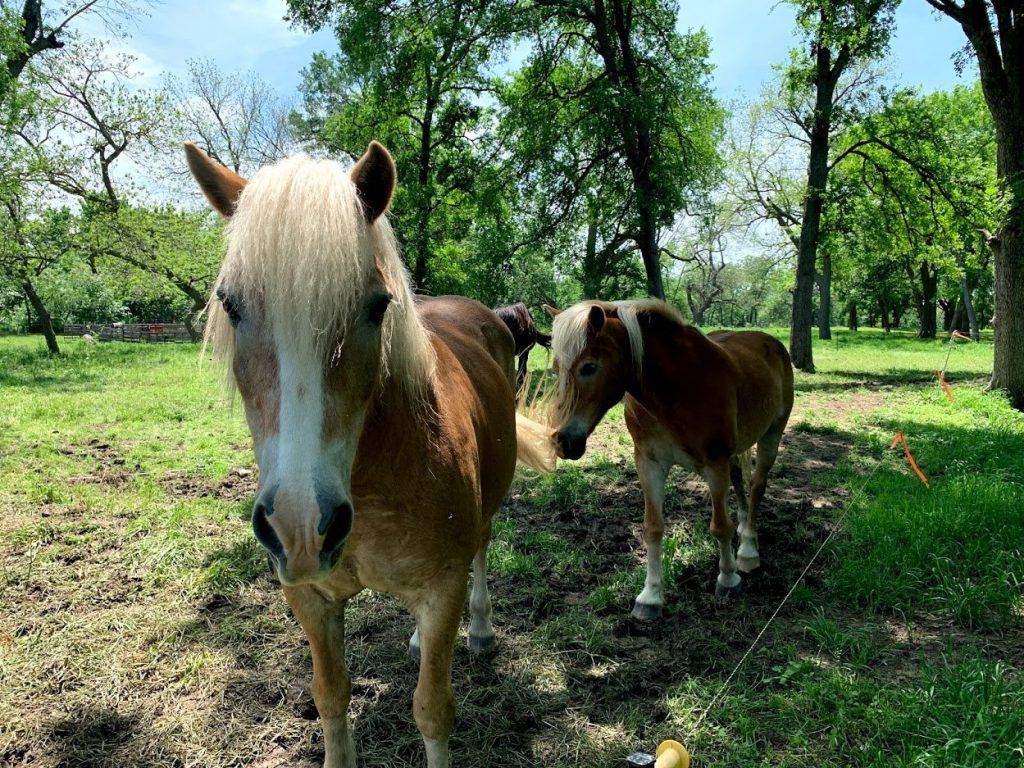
[0,0,1021,409]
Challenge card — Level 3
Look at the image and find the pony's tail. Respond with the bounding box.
[736,448,753,503]
[515,412,557,472]
[535,330,552,349]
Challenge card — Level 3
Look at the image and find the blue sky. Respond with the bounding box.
[100,0,974,102]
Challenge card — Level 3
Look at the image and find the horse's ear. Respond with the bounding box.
[183,142,247,218]
[543,304,561,318]
[351,140,396,223]
[587,305,606,336]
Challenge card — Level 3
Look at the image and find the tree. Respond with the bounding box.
[926,0,1024,410]
[783,0,898,371]
[162,58,295,177]
[288,0,516,293]
[522,0,722,300]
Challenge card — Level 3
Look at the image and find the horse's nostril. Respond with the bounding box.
[252,500,285,560]
[320,501,353,556]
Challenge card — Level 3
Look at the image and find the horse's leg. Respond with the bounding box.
[408,574,466,768]
[515,346,531,392]
[468,541,496,654]
[283,585,355,768]
[706,460,741,597]
[731,450,758,573]
[632,451,670,620]
[740,420,785,573]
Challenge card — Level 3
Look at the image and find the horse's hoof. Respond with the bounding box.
[715,580,744,599]
[737,555,761,573]
[631,601,663,622]
[468,633,496,655]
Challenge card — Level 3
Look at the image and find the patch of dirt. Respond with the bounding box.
[62,438,141,487]
[160,466,258,503]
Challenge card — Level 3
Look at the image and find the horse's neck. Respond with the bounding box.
[356,368,438,469]
[626,312,715,404]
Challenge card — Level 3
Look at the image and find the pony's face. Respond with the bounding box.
[186,141,399,585]
[549,305,632,460]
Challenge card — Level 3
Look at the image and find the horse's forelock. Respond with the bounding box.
[203,154,435,397]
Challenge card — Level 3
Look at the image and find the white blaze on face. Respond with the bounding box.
[274,341,326,499]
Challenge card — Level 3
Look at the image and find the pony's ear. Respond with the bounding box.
[183,142,247,218]
[351,140,396,223]
[586,305,606,336]
[543,304,561,318]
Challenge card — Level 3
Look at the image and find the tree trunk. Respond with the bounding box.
[817,251,832,340]
[847,300,858,331]
[686,284,704,325]
[879,298,891,333]
[411,92,436,291]
[918,260,938,338]
[952,251,980,340]
[790,42,840,373]
[637,183,664,300]
[23,279,60,354]
[992,217,1024,407]
[581,218,600,299]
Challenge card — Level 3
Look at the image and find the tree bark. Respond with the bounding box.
[790,40,844,372]
[817,251,832,340]
[22,279,60,354]
[846,300,858,331]
[581,218,600,299]
[918,260,938,338]
[928,0,1024,408]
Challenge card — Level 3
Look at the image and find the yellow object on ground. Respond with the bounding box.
[655,740,690,768]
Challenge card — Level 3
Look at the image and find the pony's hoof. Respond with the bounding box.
[715,580,743,599]
[468,633,496,655]
[631,601,663,622]
[737,555,761,573]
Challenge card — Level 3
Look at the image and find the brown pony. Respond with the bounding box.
[185,140,554,768]
[546,300,793,614]
[493,302,552,391]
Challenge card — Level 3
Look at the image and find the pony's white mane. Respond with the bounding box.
[203,154,435,396]
[551,299,684,377]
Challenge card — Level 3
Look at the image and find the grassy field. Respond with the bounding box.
[1,328,1022,767]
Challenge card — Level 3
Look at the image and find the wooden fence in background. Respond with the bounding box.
[63,323,196,343]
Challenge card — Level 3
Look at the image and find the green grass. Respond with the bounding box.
[2,330,1023,768]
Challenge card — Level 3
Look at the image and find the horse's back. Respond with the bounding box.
[708,329,794,427]
[415,295,518,517]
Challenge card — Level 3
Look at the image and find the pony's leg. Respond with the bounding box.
[283,585,355,768]
[408,575,466,768]
[731,450,758,573]
[516,350,530,393]
[468,544,496,654]
[632,452,669,621]
[740,422,785,573]
[706,460,742,598]
[409,625,421,662]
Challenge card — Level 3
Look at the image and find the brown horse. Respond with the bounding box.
[493,302,552,391]
[546,300,793,614]
[185,140,554,768]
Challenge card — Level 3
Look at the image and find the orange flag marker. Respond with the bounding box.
[890,431,929,488]
[934,369,954,402]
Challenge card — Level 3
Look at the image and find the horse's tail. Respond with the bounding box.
[515,412,557,472]
[535,330,552,349]
[736,447,753,503]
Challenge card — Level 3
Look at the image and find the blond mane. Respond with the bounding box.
[202,154,436,397]
[550,299,686,377]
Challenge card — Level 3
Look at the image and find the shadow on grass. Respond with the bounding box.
[794,367,989,394]
[46,707,181,768]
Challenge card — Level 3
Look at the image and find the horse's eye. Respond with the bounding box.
[217,288,242,327]
[367,293,392,326]
[579,361,598,377]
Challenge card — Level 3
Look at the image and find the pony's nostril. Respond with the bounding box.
[320,501,353,556]
[252,501,285,560]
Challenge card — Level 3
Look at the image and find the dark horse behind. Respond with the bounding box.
[494,303,551,391]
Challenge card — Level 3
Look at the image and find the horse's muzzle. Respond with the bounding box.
[555,427,587,461]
